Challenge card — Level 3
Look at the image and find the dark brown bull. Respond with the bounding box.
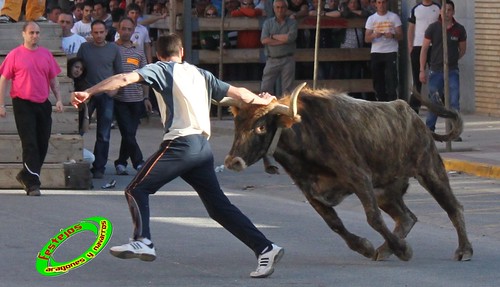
[221,83,473,262]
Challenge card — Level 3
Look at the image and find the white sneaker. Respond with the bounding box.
[250,244,284,278]
[109,238,156,261]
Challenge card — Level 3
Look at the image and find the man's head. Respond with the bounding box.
[374,0,388,15]
[82,2,93,22]
[273,0,288,19]
[22,22,41,49]
[126,3,142,22]
[91,20,107,45]
[109,0,120,12]
[73,3,84,21]
[58,12,74,36]
[442,0,455,21]
[93,1,108,21]
[156,34,183,60]
[118,17,136,43]
[47,6,62,23]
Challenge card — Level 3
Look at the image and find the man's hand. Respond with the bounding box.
[257,92,277,105]
[144,98,153,113]
[0,106,6,118]
[55,100,64,112]
[71,91,90,108]
[419,71,427,84]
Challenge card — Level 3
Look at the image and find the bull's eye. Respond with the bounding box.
[254,125,266,135]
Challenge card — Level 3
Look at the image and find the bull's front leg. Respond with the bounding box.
[353,177,413,261]
[304,193,375,259]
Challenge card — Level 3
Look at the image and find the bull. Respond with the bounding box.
[220,83,473,262]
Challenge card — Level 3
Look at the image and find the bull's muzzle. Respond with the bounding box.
[224,155,248,172]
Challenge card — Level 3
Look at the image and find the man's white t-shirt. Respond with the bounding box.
[365,11,402,54]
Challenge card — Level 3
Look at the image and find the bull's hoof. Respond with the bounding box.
[393,240,413,261]
[373,243,393,261]
[352,238,375,259]
[454,246,473,261]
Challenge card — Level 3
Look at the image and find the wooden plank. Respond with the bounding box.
[0,22,63,52]
[226,79,374,93]
[0,162,91,189]
[150,16,365,31]
[0,106,79,134]
[194,48,370,64]
[0,134,83,163]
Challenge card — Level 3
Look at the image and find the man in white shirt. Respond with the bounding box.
[59,12,87,57]
[71,2,93,41]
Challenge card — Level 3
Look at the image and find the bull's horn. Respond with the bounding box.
[212,97,240,107]
[290,82,307,117]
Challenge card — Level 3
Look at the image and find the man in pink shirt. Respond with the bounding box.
[0,22,63,196]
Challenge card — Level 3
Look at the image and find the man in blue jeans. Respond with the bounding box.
[77,20,123,178]
[419,0,466,135]
[71,33,284,278]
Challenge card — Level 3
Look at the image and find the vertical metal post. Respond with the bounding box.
[217,0,227,119]
[313,0,323,90]
[441,0,451,151]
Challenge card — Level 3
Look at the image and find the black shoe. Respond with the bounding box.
[92,171,104,179]
[453,136,463,142]
[27,186,41,196]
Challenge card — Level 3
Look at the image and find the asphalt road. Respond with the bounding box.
[1,121,500,287]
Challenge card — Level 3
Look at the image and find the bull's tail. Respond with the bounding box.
[412,88,463,142]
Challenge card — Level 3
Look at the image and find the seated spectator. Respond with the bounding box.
[0,0,47,23]
[47,6,62,23]
[67,57,94,164]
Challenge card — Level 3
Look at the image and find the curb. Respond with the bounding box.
[443,158,500,179]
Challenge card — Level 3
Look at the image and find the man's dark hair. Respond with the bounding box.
[91,19,107,30]
[126,3,142,14]
[119,16,136,27]
[156,34,183,59]
[83,1,94,9]
[73,2,85,12]
[111,8,125,22]
[446,0,455,10]
[59,11,75,23]
[93,0,107,10]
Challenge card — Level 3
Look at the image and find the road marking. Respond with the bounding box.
[151,217,279,229]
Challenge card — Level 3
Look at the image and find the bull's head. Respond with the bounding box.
[218,82,306,172]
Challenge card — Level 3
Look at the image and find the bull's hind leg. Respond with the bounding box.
[304,194,376,259]
[374,178,418,260]
[417,157,473,261]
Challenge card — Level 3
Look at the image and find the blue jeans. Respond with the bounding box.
[87,93,114,174]
[425,69,460,131]
[124,134,273,256]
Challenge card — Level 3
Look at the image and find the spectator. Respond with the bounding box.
[116,3,153,63]
[260,0,298,97]
[419,0,466,135]
[199,5,231,50]
[0,22,63,196]
[364,0,402,101]
[407,0,440,114]
[231,0,264,81]
[93,1,113,30]
[109,0,120,12]
[193,0,211,17]
[286,0,309,19]
[67,57,95,164]
[113,17,151,175]
[360,0,376,17]
[59,12,87,57]
[71,1,93,41]
[339,0,366,93]
[72,3,85,22]
[107,7,125,41]
[225,0,241,16]
[77,20,123,179]
[70,33,283,279]
[0,0,47,23]
[47,6,62,23]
